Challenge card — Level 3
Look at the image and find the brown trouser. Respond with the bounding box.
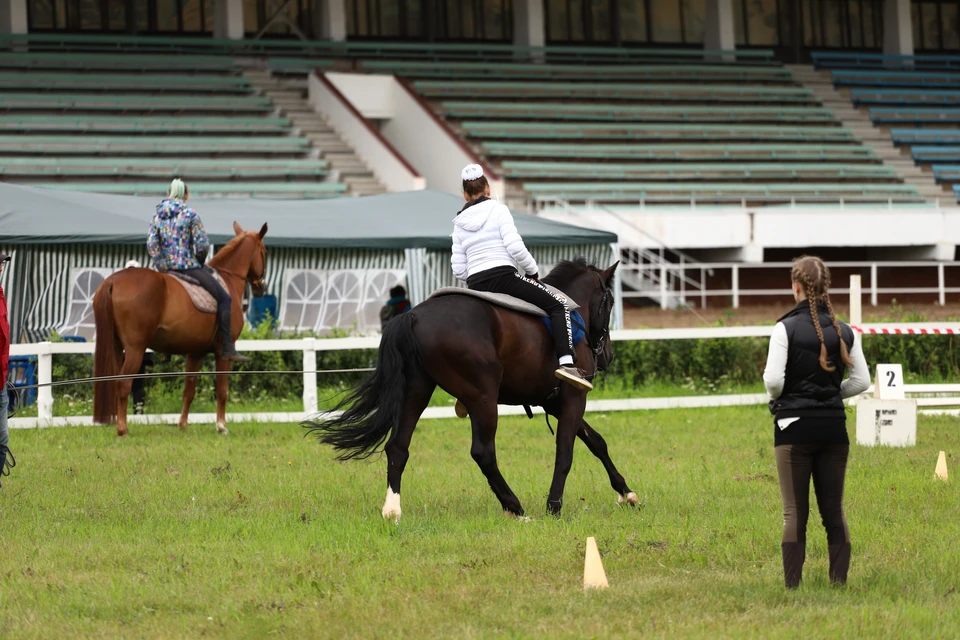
[775,444,851,588]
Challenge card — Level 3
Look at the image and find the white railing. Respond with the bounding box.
[619,260,960,309]
[10,322,960,427]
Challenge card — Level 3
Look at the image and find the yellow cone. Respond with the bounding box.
[935,451,948,482]
[583,536,609,590]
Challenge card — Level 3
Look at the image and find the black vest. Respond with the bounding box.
[771,301,855,420]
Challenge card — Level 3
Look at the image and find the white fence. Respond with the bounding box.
[11,323,960,428]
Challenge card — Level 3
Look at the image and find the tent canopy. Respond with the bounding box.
[0,184,616,249]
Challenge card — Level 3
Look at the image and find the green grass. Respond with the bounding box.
[1,407,958,638]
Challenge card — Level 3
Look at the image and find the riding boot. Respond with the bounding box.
[782,541,805,589]
[220,333,249,363]
[216,302,249,363]
[828,542,851,585]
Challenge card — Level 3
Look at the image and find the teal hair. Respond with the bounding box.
[168,178,187,200]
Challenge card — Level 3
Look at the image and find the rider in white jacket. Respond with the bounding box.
[451,164,592,392]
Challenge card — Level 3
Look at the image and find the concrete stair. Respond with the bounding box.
[788,64,948,205]
[243,69,386,197]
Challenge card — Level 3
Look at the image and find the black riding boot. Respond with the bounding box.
[216,300,249,363]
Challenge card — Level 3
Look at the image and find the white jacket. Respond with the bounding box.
[451,198,538,281]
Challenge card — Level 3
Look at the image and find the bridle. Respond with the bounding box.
[214,237,267,291]
[572,273,613,381]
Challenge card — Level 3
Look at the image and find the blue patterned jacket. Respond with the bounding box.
[147,199,210,272]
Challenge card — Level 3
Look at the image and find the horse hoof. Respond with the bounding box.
[617,491,639,507]
[454,400,468,419]
[503,511,532,523]
[116,428,128,437]
[382,488,401,523]
[216,422,229,436]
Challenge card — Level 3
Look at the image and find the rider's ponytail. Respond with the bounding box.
[168,178,187,200]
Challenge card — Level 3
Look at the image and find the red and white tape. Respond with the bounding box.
[852,325,960,336]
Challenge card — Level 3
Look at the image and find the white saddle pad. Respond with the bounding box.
[429,285,577,317]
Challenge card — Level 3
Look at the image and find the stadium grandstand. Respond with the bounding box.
[2,0,960,319]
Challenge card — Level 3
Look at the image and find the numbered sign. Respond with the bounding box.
[875,364,905,401]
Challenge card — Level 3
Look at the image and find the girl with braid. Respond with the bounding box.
[763,256,870,588]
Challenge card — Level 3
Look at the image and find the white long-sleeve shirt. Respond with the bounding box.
[763,322,871,401]
[451,199,538,281]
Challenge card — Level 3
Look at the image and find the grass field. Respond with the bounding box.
[1,406,958,639]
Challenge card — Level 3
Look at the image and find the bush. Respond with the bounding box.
[41,305,960,406]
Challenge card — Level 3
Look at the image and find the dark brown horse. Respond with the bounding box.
[93,222,268,437]
[305,258,637,520]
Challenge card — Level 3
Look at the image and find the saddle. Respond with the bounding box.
[429,286,585,346]
[168,269,227,314]
[429,285,578,317]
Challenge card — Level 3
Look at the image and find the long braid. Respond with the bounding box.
[823,293,853,367]
[793,256,835,372]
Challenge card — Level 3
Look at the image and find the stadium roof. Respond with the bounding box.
[0,184,616,249]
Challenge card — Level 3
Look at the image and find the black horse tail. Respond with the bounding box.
[304,312,421,460]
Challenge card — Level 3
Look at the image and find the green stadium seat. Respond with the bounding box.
[414,81,813,103]
[0,157,328,178]
[0,33,778,65]
[891,129,960,145]
[500,161,894,180]
[0,52,239,71]
[522,182,923,202]
[362,60,793,82]
[481,142,877,161]
[833,69,960,89]
[462,121,853,142]
[0,115,291,133]
[29,181,347,198]
[0,135,309,154]
[441,102,833,123]
[0,93,273,112]
[0,71,252,92]
[869,107,960,125]
[851,88,960,107]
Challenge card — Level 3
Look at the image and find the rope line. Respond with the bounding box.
[13,367,377,392]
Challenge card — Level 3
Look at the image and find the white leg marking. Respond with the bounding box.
[617,491,639,506]
[216,420,229,436]
[382,487,401,523]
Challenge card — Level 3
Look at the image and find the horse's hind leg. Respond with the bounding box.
[178,354,203,430]
[469,399,524,517]
[577,418,638,506]
[116,348,146,437]
[382,374,436,523]
[214,356,231,435]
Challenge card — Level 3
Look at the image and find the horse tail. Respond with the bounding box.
[93,281,120,425]
[304,312,421,460]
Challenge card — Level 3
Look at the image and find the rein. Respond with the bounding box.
[570,274,612,382]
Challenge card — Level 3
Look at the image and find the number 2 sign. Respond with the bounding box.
[875,364,905,401]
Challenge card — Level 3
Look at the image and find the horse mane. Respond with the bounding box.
[541,257,598,289]
[208,233,250,266]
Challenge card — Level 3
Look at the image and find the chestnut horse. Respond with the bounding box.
[305,258,638,520]
[93,222,268,436]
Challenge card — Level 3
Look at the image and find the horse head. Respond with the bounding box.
[543,258,619,371]
[223,221,269,297]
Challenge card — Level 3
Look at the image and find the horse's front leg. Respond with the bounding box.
[178,354,203,430]
[214,355,232,435]
[546,390,587,516]
[577,418,639,506]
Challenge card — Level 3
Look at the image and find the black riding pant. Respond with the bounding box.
[467,266,574,362]
[775,442,851,588]
[178,267,233,344]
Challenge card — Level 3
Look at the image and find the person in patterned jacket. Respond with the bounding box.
[147,179,247,362]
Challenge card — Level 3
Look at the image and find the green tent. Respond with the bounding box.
[0,184,620,340]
